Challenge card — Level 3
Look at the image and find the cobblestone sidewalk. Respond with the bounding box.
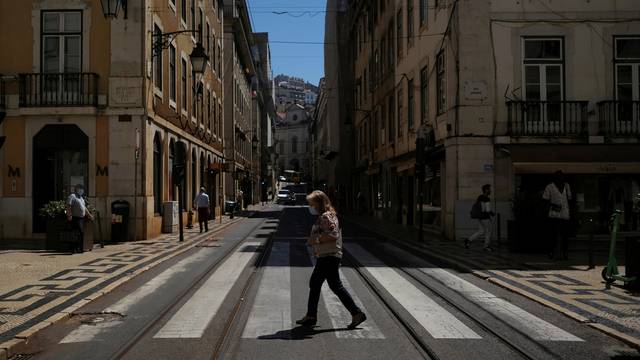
[345,214,640,349]
[0,215,244,359]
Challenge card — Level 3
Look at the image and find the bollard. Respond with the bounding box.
[187,210,194,229]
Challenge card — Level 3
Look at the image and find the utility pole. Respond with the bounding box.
[416,127,427,243]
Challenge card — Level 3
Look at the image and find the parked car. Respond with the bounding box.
[276,189,295,204]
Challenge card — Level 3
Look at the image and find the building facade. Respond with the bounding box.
[275,104,312,181]
[337,0,640,240]
[223,0,255,207]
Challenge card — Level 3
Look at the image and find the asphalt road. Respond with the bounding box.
[19,206,639,360]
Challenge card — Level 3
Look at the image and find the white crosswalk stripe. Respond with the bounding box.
[306,247,385,339]
[154,242,262,339]
[241,242,292,338]
[344,243,482,339]
[376,242,583,342]
[418,267,583,341]
[60,249,214,344]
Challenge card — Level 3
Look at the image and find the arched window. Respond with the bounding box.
[169,140,175,201]
[291,136,298,154]
[153,133,163,213]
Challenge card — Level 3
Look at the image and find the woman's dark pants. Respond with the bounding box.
[306,256,361,317]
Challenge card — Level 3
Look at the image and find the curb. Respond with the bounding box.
[345,216,640,351]
[0,217,245,358]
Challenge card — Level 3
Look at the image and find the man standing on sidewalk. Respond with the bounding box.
[194,187,210,233]
[465,184,495,252]
[66,184,93,253]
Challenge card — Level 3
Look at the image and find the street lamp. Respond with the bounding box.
[189,43,209,75]
[100,0,126,19]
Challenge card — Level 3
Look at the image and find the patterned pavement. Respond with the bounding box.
[0,215,243,353]
[345,214,640,349]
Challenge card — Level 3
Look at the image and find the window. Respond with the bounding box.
[420,0,427,26]
[199,9,204,44]
[420,66,428,124]
[153,24,163,92]
[181,58,187,111]
[436,50,446,114]
[169,45,176,103]
[218,103,222,135]
[41,11,82,95]
[397,89,404,138]
[388,94,395,142]
[408,79,414,130]
[192,69,197,119]
[522,38,563,125]
[153,133,163,213]
[191,0,196,34]
[614,37,640,123]
[206,23,211,57]
[407,0,414,46]
[396,9,403,59]
[207,89,211,129]
[292,137,298,153]
[181,0,187,23]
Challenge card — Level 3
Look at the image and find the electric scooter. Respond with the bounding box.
[601,210,637,286]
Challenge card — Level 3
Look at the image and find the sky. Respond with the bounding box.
[247,1,326,87]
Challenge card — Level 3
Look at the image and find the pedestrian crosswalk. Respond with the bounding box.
[58,239,584,345]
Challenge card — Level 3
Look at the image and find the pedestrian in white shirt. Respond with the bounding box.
[543,171,572,260]
[465,184,495,252]
[66,184,93,253]
[194,187,210,233]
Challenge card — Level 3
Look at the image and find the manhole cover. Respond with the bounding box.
[70,312,125,325]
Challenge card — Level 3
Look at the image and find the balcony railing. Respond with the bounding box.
[19,73,99,107]
[598,100,640,136]
[506,101,588,136]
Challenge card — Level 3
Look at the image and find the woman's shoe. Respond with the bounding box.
[295,315,317,326]
[348,312,367,329]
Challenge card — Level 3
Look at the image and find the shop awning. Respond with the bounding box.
[513,162,640,174]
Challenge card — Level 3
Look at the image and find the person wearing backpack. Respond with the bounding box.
[465,184,495,251]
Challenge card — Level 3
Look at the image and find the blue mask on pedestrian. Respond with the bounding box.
[308,206,319,216]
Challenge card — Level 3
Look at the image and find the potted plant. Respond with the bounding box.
[39,200,68,250]
[39,199,96,251]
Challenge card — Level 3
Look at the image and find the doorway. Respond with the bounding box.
[33,124,88,233]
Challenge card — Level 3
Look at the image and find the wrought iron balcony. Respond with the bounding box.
[506,101,588,136]
[598,100,640,136]
[19,73,99,107]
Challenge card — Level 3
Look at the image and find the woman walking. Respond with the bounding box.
[296,190,367,329]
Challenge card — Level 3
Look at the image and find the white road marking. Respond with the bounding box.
[241,242,291,338]
[306,248,385,339]
[418,267,583,342]
[60,250,214,344]
[154,242,262,338]
[344,244,482,339]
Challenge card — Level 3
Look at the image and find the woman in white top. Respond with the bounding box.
[542,171,572,260]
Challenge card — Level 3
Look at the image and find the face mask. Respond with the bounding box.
[77,189,84,196]
[308,206,319,216]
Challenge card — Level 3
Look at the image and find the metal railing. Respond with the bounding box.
[506,100,588,136]
[19,73,99,107]
[598,100,640,136]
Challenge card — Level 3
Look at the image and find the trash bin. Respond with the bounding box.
[626,236,640,289]
[225,201,237,214]
[111,200,130,242]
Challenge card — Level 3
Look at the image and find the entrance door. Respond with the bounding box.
[33,125,88,233]
[522,38,564,135]
[615,63,640,132]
